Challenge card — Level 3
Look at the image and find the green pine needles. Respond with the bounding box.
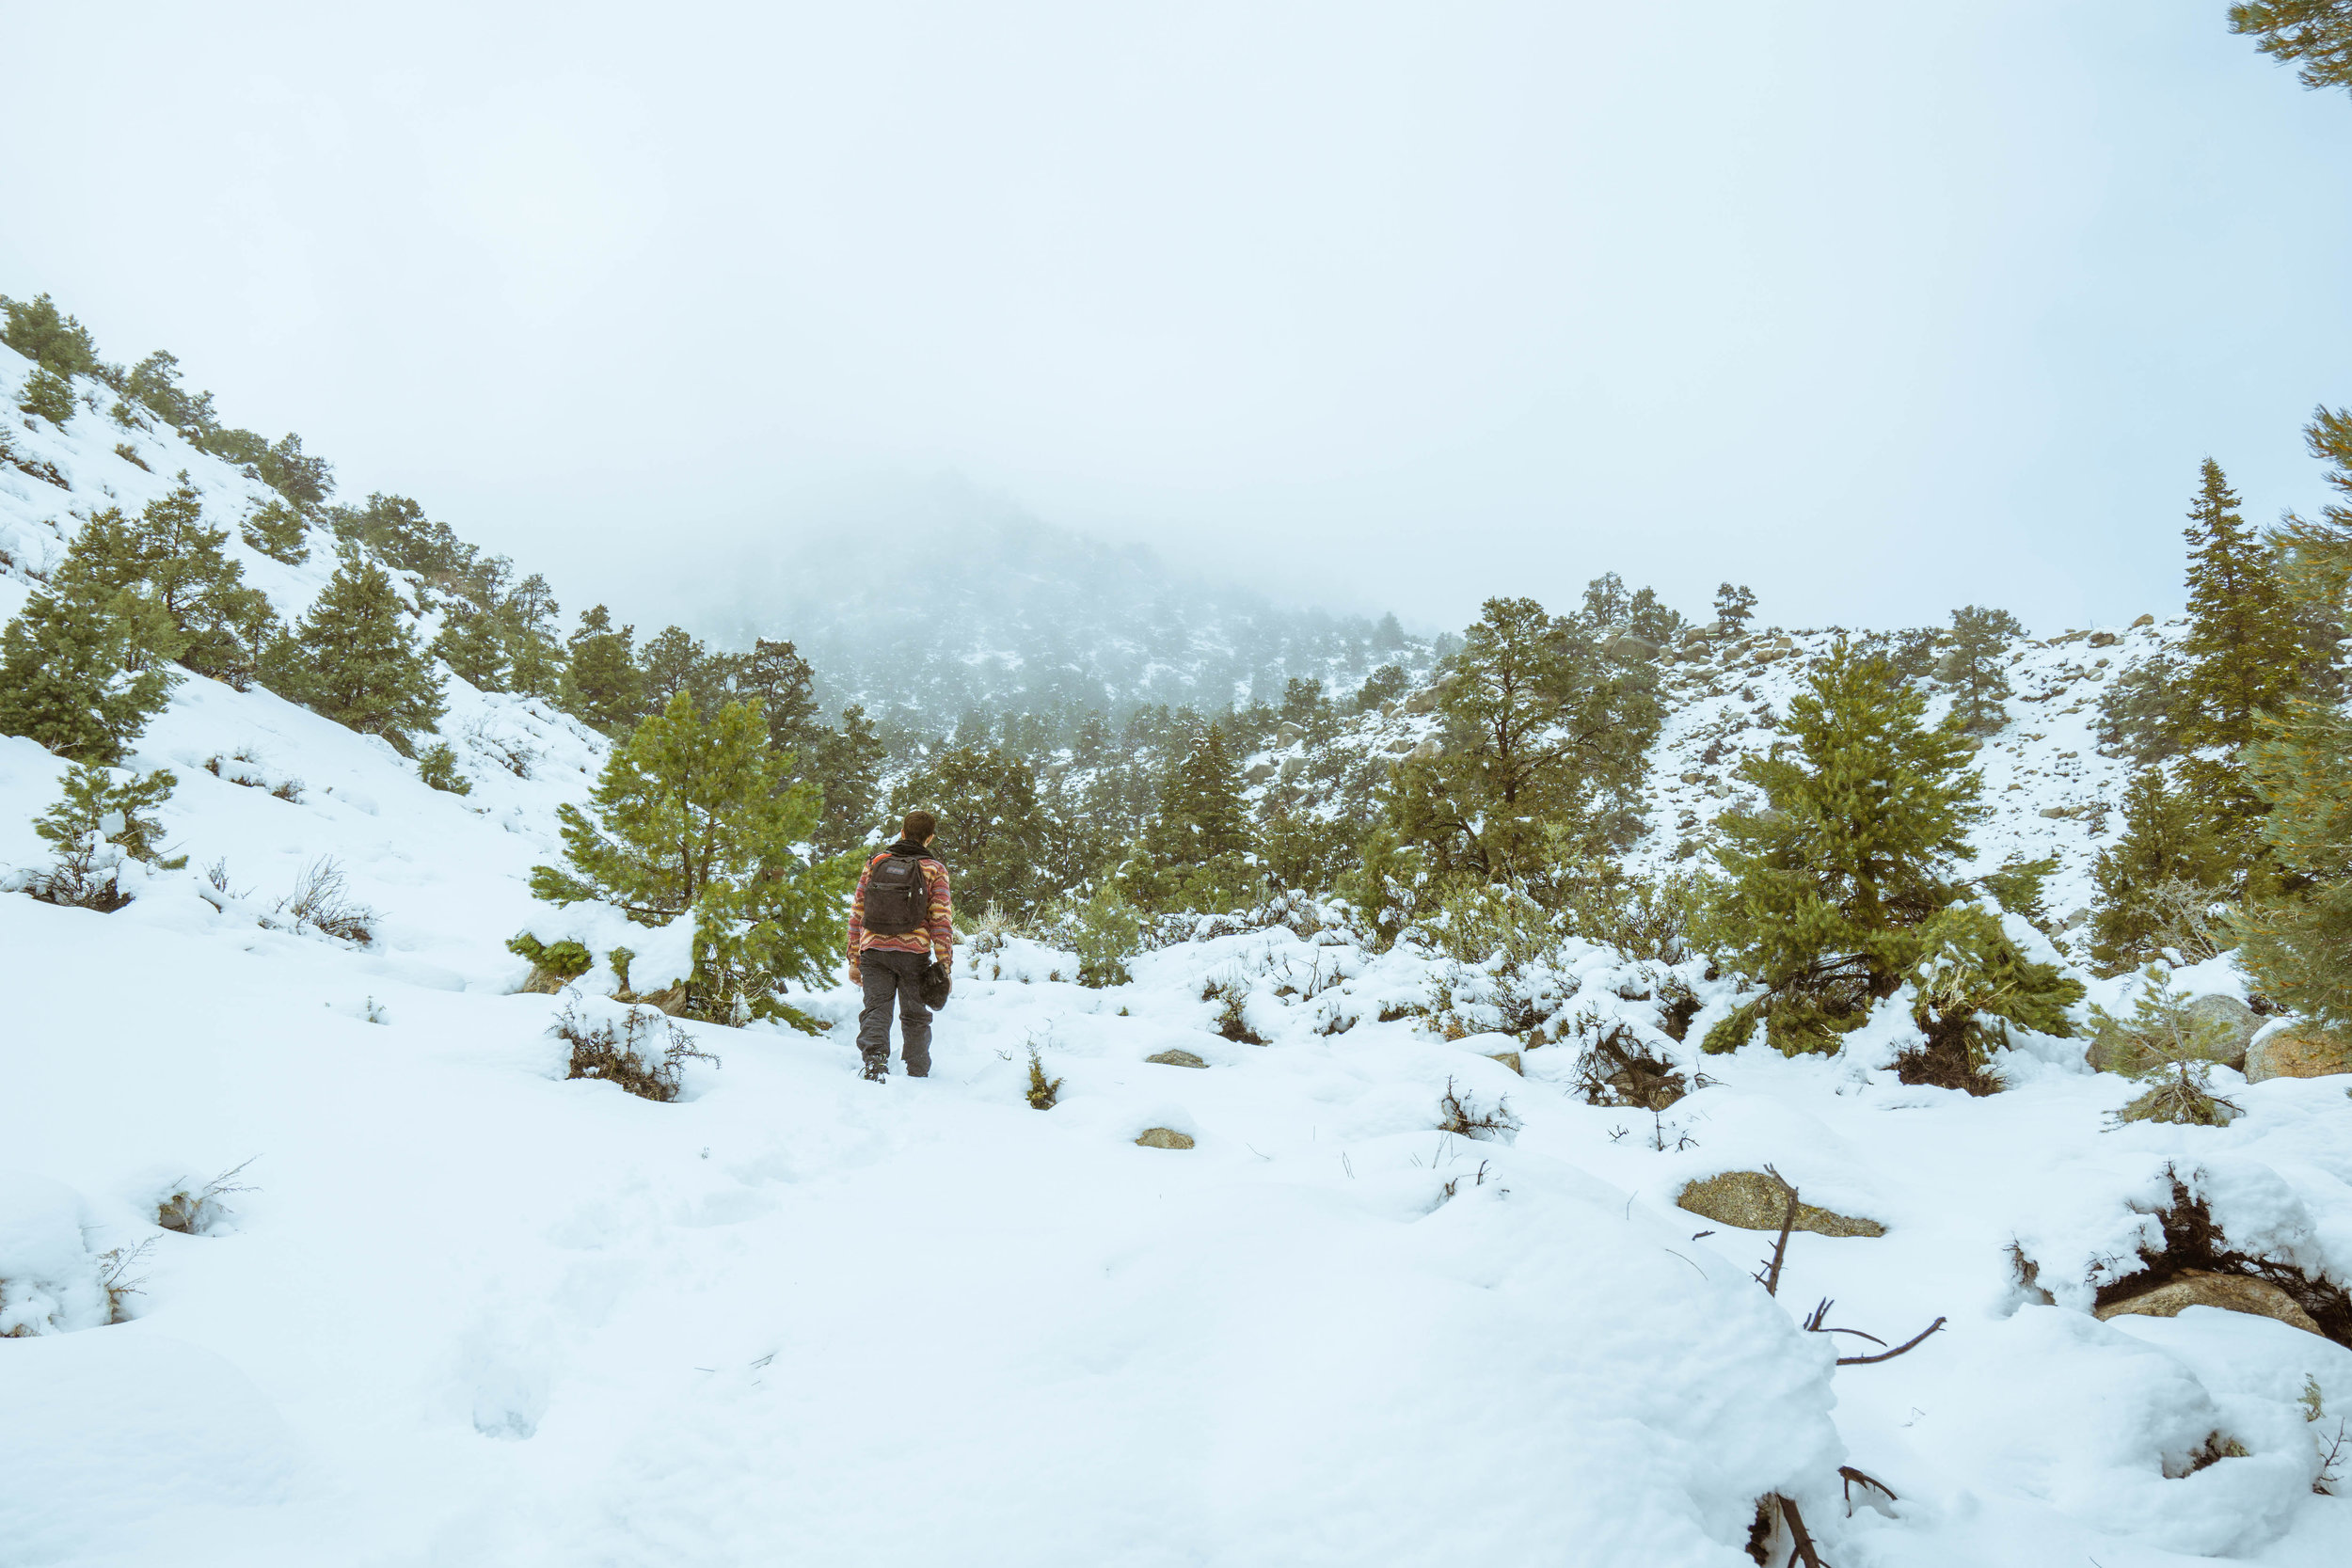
[1696,641,2080,1079]
[264,557,444,750]
[2094,968,2245,1128]
[25,764,183,911]
[530,693,854,1025]
[0,512,182,764]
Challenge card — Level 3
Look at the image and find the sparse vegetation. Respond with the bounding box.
[1436,1076,1521,1142]
[554,1003,719,1102]
[1025,1043,1063,1109]
[157,1158,258,1236]
[275,855,378,944]
[417,741,472,795]
[2096,968,2246,1127]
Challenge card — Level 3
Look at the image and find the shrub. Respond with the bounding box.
[554,1004,719,1102]
[417,741,472,795]
[1572,1021,1694,1110]
[24,764,183,911]
[2095,968,2245,1127]
[156,1158,257,1236]
[275,855,377,944]
[1025,1043,1063,1109]
[17,367,76,424]
[507,933,594,981]
[112,441,149,471]
[1,293,101,376]
[1436,1076,1521,1142]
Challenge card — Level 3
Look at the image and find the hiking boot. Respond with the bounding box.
[859,1059,889,1083]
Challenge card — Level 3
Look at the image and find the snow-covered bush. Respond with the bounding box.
[2096,968,2245,1127]
[17,763,183,911]
[274,855,376,945]
[554,1002,719,1103]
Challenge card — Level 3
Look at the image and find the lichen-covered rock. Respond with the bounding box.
[2093,1270,2324,1338]
[2182,995,2259,1071]
[2245,1026,2352,1084]
[1145,1049,1208,1069]
[1676,1171,1884,1237]
[1135,1127,1195,1149]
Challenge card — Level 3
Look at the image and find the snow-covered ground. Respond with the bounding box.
[6,347,2352,1564]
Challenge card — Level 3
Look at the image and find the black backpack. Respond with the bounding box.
[864,853,931,936]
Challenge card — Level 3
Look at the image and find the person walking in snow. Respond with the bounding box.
[847,810,953,1081]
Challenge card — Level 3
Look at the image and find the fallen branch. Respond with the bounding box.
[1837,1317,1947,1366]
[1772,1494,1828,1567]
[1838,1465,1898,1511]
[1801,1297,1885,1346]
[1755,1164,1799,1298]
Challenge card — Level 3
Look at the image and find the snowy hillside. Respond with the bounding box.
[6,343,2352,1566]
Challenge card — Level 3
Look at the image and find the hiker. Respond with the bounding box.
[847,810,953,1081]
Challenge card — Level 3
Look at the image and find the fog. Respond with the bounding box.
[6,1,2348,638]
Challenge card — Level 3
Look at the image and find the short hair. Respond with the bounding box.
[902,809,938,843]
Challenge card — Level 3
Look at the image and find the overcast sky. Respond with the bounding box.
[7,2,2348,638]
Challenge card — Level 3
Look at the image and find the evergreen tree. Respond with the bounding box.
[532,693,851,1021]
[890,743,1047,916]
[121,479,276,686]
[1374,611,1406,652]
[1355,663,1408,711]
[240,499,311,564]
[0,512,180,763]
[497,573,565,699]
[254,433,333,508]
[273,559,444,748]
[638,625,735,720]
[1389,595,1662,881]
[17,368,76,424]
[561,606,644,735]
[1938,605,2022,732]
[2089,768,2233,972]
[25,763,182,910]
[2232,2,2352,96]
[808,705,886,855]
[2181,459,2301,750]
[737,638,820,756]
[1715,582,1757,632]
[1133,723,1257,912]
[2234,410,2352,1032]
[1697,641,2079,1069]
[123,350,215,433]
[432,597,509,690]
[0,293,100,377]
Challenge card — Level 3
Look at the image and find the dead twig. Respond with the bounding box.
[1837,1317,1947,1366]
[1800,1297,1886,1346]
[1838,1465,1898,1513]
[1755,1164,1798,1297]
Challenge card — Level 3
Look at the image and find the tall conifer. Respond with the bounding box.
[2181,459,2300,750]
[273,559,444,748]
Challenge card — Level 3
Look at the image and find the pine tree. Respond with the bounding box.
[239,499,311,564]
[2089,768,2233,972]
[274,559,444,748]
[1714,583,1757,633]
[2231,2,2352,96]
[17,368,76,424]
[809,705,886,855]
[1697,641,2078,1069]
[2237,690,2352,1031]
[1134,723,1257,912]
[25,763,182,910]
[737,638,821,756]
[561,606,644,734]
[497,573,564,699]
[0,512,180,763]
[0,293,100,377]
[532,694,851,1021]
[2181,459,2301,749]
[122,478,277,686]
[639,626,730,719]
[890,743,1047,915]
[431,597,508,690]
[1938,605,2023,732]
[1389,595,1662,881]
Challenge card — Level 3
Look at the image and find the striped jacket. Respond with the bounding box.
[847,845,953,971]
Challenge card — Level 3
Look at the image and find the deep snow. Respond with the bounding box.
[4,345,2352,1565]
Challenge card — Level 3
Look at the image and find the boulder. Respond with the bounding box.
[2246,1025,2352,1084]
[1134,1127,1195,1150]
[1244,762,1277,784]
[1276,721,1303,745]
[1676,1171,1885,1237]
[1385,737,1415,754]
[1144,1049,1208,1069]
[2184,994,2260,1071]
[2039,806,2073,819]
[1279,756,1307,783]
[2094,1270,2325,1338]
[1403,687,1441,715]
[1407,738,1441,762]
[2130,613,2154,627]
[1678,771,1705,785]
[1602,633,1658,660]
[2087,630,2119,648]
[1485,1051,1523,1076]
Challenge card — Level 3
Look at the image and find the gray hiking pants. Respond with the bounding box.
[857,949,933,1076]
